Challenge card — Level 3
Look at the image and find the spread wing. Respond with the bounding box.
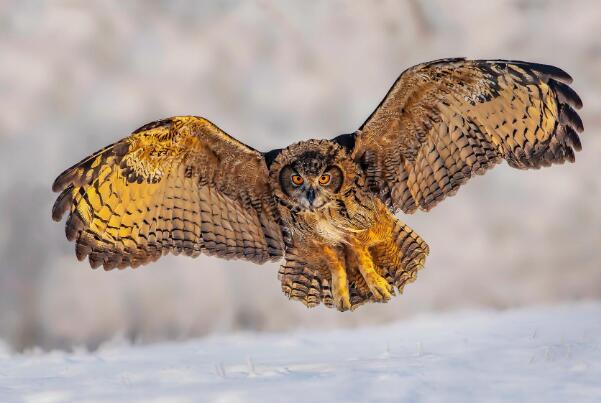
[52,116,284,270]
[348,58,583,213]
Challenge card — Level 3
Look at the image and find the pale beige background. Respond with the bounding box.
[0,0,599,351]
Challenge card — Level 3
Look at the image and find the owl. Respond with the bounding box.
[52,58,583,311]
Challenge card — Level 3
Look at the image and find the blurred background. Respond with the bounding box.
[0,0,599,352]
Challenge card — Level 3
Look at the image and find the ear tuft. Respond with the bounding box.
[331,133,357,154]
[264,148,283,168]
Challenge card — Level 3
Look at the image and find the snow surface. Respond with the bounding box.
[1,302,600,403]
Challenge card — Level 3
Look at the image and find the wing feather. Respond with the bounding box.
[52,116,284,269]
[352,58,583,213]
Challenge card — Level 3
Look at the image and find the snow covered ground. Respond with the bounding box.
[1,302,600,403]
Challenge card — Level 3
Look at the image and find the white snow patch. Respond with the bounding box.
[1,302,600,403]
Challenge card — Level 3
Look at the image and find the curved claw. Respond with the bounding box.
[349,238,393,303]
[364,271,393,302]
[333,285,352,311]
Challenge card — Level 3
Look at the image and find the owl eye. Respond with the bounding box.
[291,174,304,186]
[318,174,331,185]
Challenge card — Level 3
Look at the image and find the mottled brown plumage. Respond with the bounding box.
[52,116,283,269]
[52,58,583,311]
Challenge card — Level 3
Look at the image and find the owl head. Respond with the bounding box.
[268,139,359,210]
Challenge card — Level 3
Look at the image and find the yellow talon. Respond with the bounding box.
[351,238,392,302]
[332,271,351,311]
[364,271,392,302]
[323,245,352,311]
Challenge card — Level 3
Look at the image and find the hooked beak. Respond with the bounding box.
[302,187,325,210]
[306,188,316,205]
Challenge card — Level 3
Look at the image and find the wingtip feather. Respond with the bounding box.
[565,126,582,152]
[52,168,76,193]
[51,187,73,221]
[524,61,574,84]
[560,104,584,132]
[552,80,583,110]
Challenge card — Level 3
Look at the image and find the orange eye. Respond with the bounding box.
[319,174,331,185]
[291,174,304,186]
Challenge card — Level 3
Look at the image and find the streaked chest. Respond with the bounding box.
[294,205,359,244]
[312,215,348,243]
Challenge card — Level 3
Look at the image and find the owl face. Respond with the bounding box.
[278,153,344,210]
[269,139,359,212]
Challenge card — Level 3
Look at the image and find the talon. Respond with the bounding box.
[349,238,393,303]
[365,271,392,302]
[331,266,351,311]
[333,287,351,311]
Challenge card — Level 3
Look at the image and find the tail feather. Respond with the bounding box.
[370,220,429,293]
[278,245,327,309]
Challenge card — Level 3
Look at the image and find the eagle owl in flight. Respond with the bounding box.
[52,58,583,311]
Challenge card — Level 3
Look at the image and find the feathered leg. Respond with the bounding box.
[348,238,393,302]
[322,245,351,311]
